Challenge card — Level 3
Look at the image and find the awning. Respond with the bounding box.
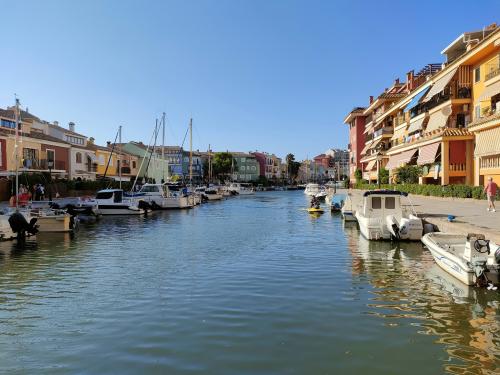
[360,141,373,155]
[391,126,406,141]
[399,149,418,164]
[365,160,377,171]
[407,115,426,134]
[422,67,458,102]
[363,121,375,134]
[475,126,500,156]
[86,152,97,163]
[425,105,451,133]
[385,154,402,170]
[479,80,500,102]
[417,142,440,165]
[368,138,383,152]
[404,87,431,112]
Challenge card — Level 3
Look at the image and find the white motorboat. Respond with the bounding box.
[195,186,223,201]
[315,191,327,201]
[27,208,75,233]
[422,232,500,287]
[95,189,147,215]
[355,190,423,241]
[304,183,320,196]
[128,183,193,209]
[228,183,255,195]
[340,194,356,222]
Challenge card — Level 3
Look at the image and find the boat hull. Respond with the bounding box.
[97,205,145,215]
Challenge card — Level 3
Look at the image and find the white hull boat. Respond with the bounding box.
[96,189,146,215]
[127,184,193,209]
[228,183,255,195]
[304,183,320,196]
[422,232,500,286]
[355,190,423,241]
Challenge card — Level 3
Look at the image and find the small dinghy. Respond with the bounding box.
[422,232,500,287]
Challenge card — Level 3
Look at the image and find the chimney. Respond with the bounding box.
[406,70,414,91]
[68,122,75,132]
[395,78,400,85]
[107,141,111,147]
[88,137,95,145]
[369,95,374,104]
[53,121,59,126]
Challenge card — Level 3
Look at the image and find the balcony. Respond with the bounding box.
[121,167,131,174]
[372,127,393,139]
[22,159,66,171]
[410,81,471,118]
[485,65,500,81]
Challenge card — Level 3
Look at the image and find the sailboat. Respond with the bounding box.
[127,115,194,209]
[95,126,148,215]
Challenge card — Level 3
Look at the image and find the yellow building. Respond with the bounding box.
[467,30,500,186]
[93,144,139,181]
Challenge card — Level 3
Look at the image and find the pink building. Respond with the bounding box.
[343,107,366,183]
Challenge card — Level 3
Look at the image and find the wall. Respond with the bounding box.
[40,143,69,171]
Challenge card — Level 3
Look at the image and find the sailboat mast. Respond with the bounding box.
[189,118,193,186]
[208,144,211,184]
[14,97,20,210]
[118,125,122,190]
[162,112,166,183]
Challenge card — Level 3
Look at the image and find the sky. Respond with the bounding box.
[1,0,499,160]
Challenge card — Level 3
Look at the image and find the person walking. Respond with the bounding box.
[484,177,497,212]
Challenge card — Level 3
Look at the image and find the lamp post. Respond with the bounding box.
[376,153,382,189]
[48,159,54,201]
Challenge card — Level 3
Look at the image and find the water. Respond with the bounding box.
[0,191,498,374]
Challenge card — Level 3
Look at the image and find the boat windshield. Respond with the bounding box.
[96,191,113,200]
[141,185,160,193]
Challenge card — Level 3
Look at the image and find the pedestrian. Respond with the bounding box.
[484,177,497,212]
[39,184,45,201]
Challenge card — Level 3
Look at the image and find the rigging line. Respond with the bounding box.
[102,128,120,188]
[144,120,160,182]
[130,124,157,192]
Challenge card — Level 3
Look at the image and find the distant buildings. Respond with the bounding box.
[252,152,282,180]
[343,23,500,187]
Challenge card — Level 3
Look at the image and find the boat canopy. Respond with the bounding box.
[363,190,408,197]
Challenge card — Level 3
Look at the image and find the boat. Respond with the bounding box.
[308,207,324,214]
[228,182,255,195]
[315,191,327,201]
[25,207,75,233]
[197,186,223,201]
[128,183,193,209]
[422,232,500,287]
[341,194,356,222]
[95,189,147,215]
[355,190,423,241]
[304,183,320,196]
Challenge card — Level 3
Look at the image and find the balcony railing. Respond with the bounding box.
[23,159,66,170]
[372,127,393,138]
[485,65,500,81]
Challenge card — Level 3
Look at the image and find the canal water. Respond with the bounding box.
[0,191,498,374]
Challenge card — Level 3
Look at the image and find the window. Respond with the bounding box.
[474,67,481,83]
[385,197,396,209]
[132,161,136,168]
[96,191,113,199]
[475,105,481,120]
[46,149,55,168]
[371,197,381,209]
[76,152,82,163]
[65,135,84,145]
[98,155,105,166]
[0,119,16,129]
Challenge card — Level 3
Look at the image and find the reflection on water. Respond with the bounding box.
[0,192,498,374]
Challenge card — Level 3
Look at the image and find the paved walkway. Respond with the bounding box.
[339,188,500,243]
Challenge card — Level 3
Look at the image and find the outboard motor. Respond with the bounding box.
[8,212,38,240]
[464,233,490,286]
[137,200,151,212]
[386,215,401,241]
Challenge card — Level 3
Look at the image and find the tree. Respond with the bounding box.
[394,165,422,184]
[354,168,362,184]
[212,152,234,180]
[285,153,301,182]
[378,167,389,184]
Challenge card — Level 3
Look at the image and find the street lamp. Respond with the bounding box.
[48,159,54,201]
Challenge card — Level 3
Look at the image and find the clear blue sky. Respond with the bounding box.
[1,0,499,160]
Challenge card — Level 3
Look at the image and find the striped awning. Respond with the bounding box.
[385,154,401,170]
[399,149,418,164]
[425,105,451,133]
[368,138,383,152]
[417,142,440,165]
[475,126,500,156]
[86,152,97,163]
[479,80,500,102]
[363,121,375,134]
[391,126,406,141]
[365,159,377,171]
[404,87,431,112]
[422,67,458,102]
[361,141,373,155]
[407,116,426,134]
